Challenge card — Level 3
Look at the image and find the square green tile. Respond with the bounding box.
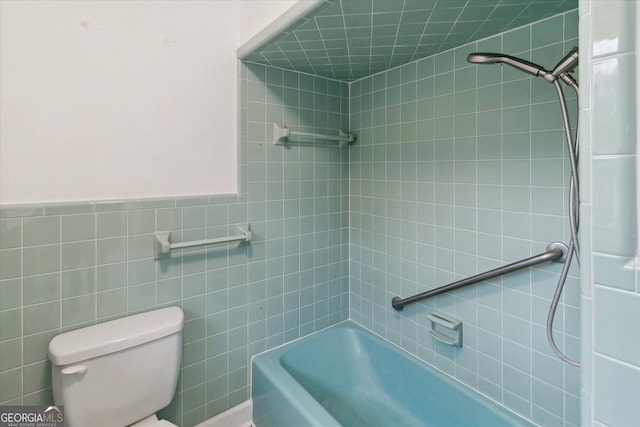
[0,309,21,341]
[62,241,95,271]
[502,106,531,134]
[22,387,54,406]
[157,208,182,232]
[127,210,155,235]
[22,360,50,394]
[23,273,60,305]
[531,101,564,132]
[97,237,127,265]
[62,267,96,298]
[182,382,206,414]
[23,330,58,365]
[184,318,206,344]
[23,245,59,277]
[0,279,22,310]
[97,263,126,291]
[182,361,206,389]
[0,338,21,371]
[531,14,563,49]
[23,216,60,246]
[62,214,95,242]
[97,289,127,319]
[502,79,531,108]
[0,368,22,403]
[0,219,21,249]
[97,212,127,238]
[127,234,153,260]
[183,274,206,298]
[128,259,156,286]
[183,295,206,321]
[503,159,530,186]
[503,26,531,54]
[158,278,182,304]
[128,282,156,311]
[23,301,59,335]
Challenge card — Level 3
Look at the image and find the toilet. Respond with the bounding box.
[48,306,183,427]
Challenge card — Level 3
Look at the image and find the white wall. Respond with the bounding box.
[0,0,296,204]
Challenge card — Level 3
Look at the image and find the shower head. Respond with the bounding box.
[550,47,579,79]
[467,52,549,78]
[467,48,579,86]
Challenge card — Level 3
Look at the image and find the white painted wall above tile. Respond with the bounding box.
[0,0,296,204]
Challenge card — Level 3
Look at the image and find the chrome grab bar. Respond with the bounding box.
[391,242,568,311]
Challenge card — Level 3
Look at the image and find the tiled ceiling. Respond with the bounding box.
[240,0,578,81]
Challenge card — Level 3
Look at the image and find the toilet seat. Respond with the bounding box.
[148,421,177,427]
[129,416,177,427]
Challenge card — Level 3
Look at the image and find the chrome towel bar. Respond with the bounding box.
[154,224,251,260]
[392,242,568,311]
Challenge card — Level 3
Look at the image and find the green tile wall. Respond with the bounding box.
[0,62,350,426]
[349,10,580,426]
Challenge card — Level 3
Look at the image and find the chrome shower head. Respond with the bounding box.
[467,49,579,87]
[467,52,549,78]
[550,47,579,79]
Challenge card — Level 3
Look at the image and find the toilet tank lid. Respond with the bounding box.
[48,307,183,366]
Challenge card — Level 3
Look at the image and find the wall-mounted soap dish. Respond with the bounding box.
[427,310,463,347]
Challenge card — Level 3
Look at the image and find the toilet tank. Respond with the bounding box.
[48,307,183,427]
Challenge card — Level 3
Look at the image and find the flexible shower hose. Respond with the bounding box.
[546,80,580,367]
